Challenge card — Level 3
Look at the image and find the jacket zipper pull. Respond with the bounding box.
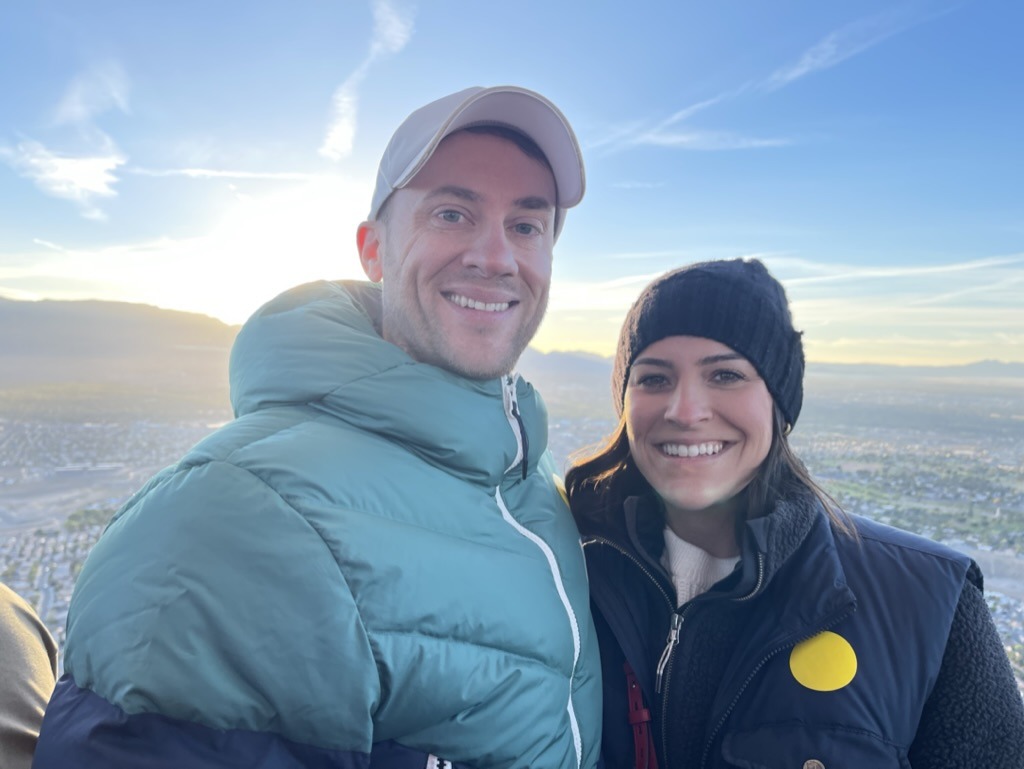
[510,398,529,480]
[655,612,683,694]
[502,375,529,480]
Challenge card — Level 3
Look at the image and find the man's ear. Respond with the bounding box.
[357,221,384,282]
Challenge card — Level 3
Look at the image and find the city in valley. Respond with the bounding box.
[1,298,1022,690]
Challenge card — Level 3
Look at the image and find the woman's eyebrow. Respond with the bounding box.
[634,353,745,368]
[632,356,673,369]
[699,353,745,365]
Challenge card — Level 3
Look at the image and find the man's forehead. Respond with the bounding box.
[426,128,554,175]
[406,131,557,201]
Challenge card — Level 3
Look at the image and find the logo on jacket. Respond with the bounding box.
[789,630,858,691]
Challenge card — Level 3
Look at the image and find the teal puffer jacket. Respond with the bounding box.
[53,280,602,769]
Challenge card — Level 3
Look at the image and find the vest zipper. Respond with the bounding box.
[697,605,854,769]
[661,551,764,766]
[584,536,674,612]
[655,613,682,693]
[655,551,764,695]
[583,537,679,766]
[585,539,768,769]
[585,535,678,692]
[732,551,765,602]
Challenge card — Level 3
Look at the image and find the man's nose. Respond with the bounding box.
[462,221,518,276]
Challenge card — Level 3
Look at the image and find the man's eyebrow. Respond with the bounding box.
[424,185,480,203]
[514,195,555,212]
[423,187,554,212]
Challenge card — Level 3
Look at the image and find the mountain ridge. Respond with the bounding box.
[2,296,1022,387]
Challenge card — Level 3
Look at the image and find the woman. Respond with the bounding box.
[567,258,1024,769]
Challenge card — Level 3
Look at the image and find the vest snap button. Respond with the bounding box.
[803,761,825,769]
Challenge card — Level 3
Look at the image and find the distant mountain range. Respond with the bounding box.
[0,298,237,419]
[1,296,1021,416]
[809,359,1024,379]
[0,297,236,389]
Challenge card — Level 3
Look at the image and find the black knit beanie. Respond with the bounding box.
[612,258,805,428]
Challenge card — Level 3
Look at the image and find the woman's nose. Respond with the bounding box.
[664,380,712,426]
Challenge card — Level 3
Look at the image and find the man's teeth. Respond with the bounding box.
[662,442,724,458]
[447,293,510,312]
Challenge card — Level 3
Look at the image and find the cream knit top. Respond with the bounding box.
[660,526,740,607]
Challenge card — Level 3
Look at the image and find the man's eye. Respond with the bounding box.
[438,210,464,223]
[513,222,540,235]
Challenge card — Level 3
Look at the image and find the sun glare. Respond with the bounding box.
[143,176,372,324]
[0,176,375,326]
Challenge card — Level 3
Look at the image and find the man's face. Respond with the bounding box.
[357,130,557,380]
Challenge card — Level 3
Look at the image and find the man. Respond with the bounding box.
[34,86,601,769]
[0,583,57,769]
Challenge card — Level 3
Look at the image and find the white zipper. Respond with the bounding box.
[496,375,583,768]
[501,375,525,476]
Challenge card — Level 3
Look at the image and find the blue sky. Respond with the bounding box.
[1,0,1021,364]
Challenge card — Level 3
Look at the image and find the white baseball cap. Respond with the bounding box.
[369,85,585,236]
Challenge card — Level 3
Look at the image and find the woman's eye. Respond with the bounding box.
[635,373,669,388]
[711,369,746,384]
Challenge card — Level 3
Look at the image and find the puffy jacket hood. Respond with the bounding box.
[229,279,549,487]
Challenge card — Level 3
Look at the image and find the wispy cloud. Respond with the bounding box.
[907,271,1024,307]
[593,100,786,154]
[768,252,1024,363]
[608,181,667,190]
[0,140,126,221]
[33,239,68,253]
[3,61,131,220]
[761,7,946,92]
[584,120,649,153]
[53,61,130,125]
[129,167,320,182]
[782,254,1024,286]
[370,0,415,56]
[595,6,947,156]
[320,0,415,161]
[632,130,792,150]
[539,249,1024,362]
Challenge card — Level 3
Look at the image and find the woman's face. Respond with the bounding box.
[625,335,775,522]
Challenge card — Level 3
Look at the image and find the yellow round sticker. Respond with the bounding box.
[789,631,858,692]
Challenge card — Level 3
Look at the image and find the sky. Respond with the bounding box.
[1,0,1022,365]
